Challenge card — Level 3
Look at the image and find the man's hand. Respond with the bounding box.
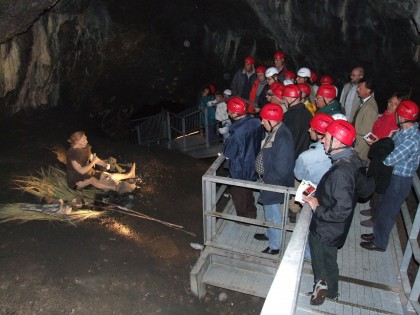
[302,195,320,212]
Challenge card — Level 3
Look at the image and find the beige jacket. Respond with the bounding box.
[353,96,378,161]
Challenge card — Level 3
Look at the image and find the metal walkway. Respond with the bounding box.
[191,155,420,314]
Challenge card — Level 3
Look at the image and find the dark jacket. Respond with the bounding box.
[258,123,295,205]
[231,69,256,100]
[283,102,313,159]
[367,137,394,194]
[309,149,359,248]
[223,116,264,181]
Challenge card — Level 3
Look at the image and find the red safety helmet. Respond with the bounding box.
[310,70,318,83]
[256,66,267,74]
[326,120,356,146]
[271,85,283,99]
[320,75,333,85]
[282,84,301,98]
[317,84,337,98]
[284,70,296,80]
[310,113,334,134]
[261,104,284,121]
[208,84,216,95]
[227,97,247,115]
[396,100,419,121]
[244,56,255,64]
[269,82,284,90]
[297,83,311,96]
[273,51,286,60]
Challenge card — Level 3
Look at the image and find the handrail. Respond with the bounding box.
[399,173,420,313]
[261,203,311,315]
[261,173,420,314]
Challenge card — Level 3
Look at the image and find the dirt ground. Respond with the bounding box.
[0,108,265,315]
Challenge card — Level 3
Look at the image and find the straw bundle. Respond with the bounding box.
[0,166,105,225]
[0,203,104,226]
[14,166,99,201]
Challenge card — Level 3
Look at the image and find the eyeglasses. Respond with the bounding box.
[267,92,274,96]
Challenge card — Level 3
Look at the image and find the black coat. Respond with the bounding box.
[310,150,359,248]
[283,103,312,160]
[367,137,394,194]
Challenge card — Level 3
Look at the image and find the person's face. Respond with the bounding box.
[262,118,272,132]
[215,95,223,102]
[357,82,371,99]
[323,132,332,152]
[244,63,253,72]
[386,96,400,114]
[266,76,276,85]
[350,69,363,84]
[308,127,318,141]
[202,88,209,96]
[76,135,88,148]
[257,73,266,82]
[274,58,284,69]
[296,76,306,84]
[315,94,326,108]
[271,95,282,105]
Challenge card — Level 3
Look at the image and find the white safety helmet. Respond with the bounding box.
[297,67,311,78]
[223,89,232,96]
[265,67,279,78]
[283,79,294,86]
[332,113,348,121]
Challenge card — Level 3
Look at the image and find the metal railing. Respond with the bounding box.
[399,173,420,314]
[130,107,215,150]
[261,174,420,314]
[202,155,297,258]
[202,154,420,314]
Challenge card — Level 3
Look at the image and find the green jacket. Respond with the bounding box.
[317,99,343,116]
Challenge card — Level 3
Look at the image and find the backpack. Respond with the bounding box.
[354,164,376,199]
[346,155,376,199]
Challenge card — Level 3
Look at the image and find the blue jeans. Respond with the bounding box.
[373,174,413,249]
[263,203,282,250]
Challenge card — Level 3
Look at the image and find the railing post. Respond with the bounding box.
[204,108,209,149]
[136,125,141,145]
[166,111,172,149]
[182,117,187,151]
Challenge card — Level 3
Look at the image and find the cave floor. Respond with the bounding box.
[0,107,264,315]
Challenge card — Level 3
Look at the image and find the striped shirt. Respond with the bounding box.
[384,123,420,177]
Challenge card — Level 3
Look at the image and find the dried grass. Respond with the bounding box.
[0,203,104,226]
[13,166,100,201]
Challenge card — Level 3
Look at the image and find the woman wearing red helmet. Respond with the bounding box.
[253,104,294,255]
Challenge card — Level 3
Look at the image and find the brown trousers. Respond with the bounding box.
[231,186,257,219]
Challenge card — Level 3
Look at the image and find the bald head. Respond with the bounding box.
[350,67,364,84]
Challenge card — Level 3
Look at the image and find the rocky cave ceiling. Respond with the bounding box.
[0,0,419,136]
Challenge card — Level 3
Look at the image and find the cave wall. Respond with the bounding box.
[247,0,420,106]
[0,0,419,133]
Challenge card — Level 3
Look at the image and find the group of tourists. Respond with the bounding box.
[215,51,420,306]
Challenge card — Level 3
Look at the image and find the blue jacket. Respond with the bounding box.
[294,141,332,186]
[223,116,264,180]
[258,123,295,205]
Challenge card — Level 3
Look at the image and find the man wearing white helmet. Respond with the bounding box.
[215,90,232,141]
[296,67,317,103]
[257,67,280,108]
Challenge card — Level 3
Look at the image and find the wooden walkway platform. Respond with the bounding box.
[192,193,405,314]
